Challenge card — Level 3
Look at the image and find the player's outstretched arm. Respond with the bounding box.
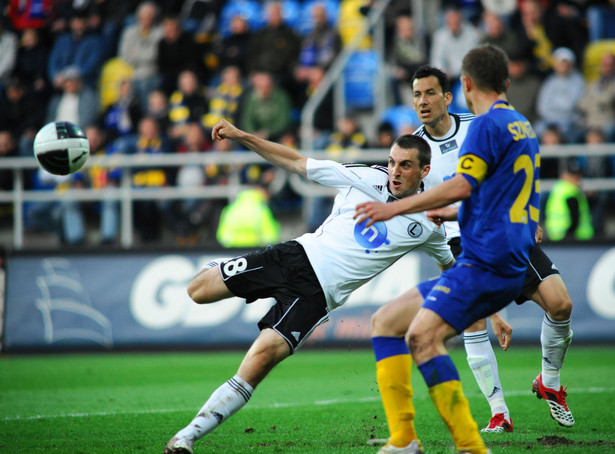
[355,174,472,227]
[211,119,307,177]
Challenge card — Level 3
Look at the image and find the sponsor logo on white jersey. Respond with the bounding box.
[440,140,459,154]
[354,220,390,251]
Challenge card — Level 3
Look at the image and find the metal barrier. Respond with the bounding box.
[1,144,615,249]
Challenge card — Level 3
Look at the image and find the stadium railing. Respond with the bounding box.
[1,143,615,249]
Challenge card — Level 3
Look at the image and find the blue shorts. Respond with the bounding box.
[417,261,525,333]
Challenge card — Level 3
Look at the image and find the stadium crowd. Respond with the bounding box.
[0,0,614,246]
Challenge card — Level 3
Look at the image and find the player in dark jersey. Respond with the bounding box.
[355,44,539,454]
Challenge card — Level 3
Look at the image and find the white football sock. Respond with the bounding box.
[464,330,508,418]
[540,314,573,390]
[175,375,254,441]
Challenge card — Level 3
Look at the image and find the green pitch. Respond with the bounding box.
[1,345,614,453]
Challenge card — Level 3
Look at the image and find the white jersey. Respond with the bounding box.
[295,158,453,311]
[414,112,474,240]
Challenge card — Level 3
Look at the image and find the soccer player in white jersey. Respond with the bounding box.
[163,119,454,454]
[411,65,575,433]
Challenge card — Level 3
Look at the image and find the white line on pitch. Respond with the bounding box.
[2,387,613,422]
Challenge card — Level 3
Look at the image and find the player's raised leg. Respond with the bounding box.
[371,287,425,453]
[529,273,575,427]
[464,319,512,433]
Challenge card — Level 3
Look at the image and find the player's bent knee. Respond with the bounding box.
[406,316,452,362]
[187,280,206,303]
[406,330,429,359]
[405,323,430,353]
[371,289,423,337]
[406,332,441,364]
[548,295,573,320]
[370,310,385,335]
[371,306,406,337]
[464,318,487,333]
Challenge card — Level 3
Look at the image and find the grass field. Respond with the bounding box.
[1,345,614,453]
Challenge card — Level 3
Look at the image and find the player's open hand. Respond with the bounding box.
[489,313,512,351]
[211,119,240,142]
[354,201,395,227]
[426,206,459,226]
[426,211,444,226]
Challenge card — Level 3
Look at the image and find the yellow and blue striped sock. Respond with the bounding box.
[418,355,487,454]
[372,336,418,448]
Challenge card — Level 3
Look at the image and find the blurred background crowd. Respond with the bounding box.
[0,0,614,248]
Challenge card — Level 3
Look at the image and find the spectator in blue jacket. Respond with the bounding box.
[47,10,104,89]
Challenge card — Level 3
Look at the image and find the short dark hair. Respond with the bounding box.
[392,134,431,168]
[461,44,509,94]
[378,121,394,133]
[411,65,451,93]
[565,158,582,176]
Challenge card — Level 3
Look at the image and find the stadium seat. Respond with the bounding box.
[583,39,615,82]
[218,0,264,38]
[380,105,421,135]
[279,0,302,32]
[449,79,471,114]
[344,50,379,110]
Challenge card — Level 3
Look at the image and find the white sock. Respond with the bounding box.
[540,314,573,390]
[175,375,254,441]
[464,330,509,418]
